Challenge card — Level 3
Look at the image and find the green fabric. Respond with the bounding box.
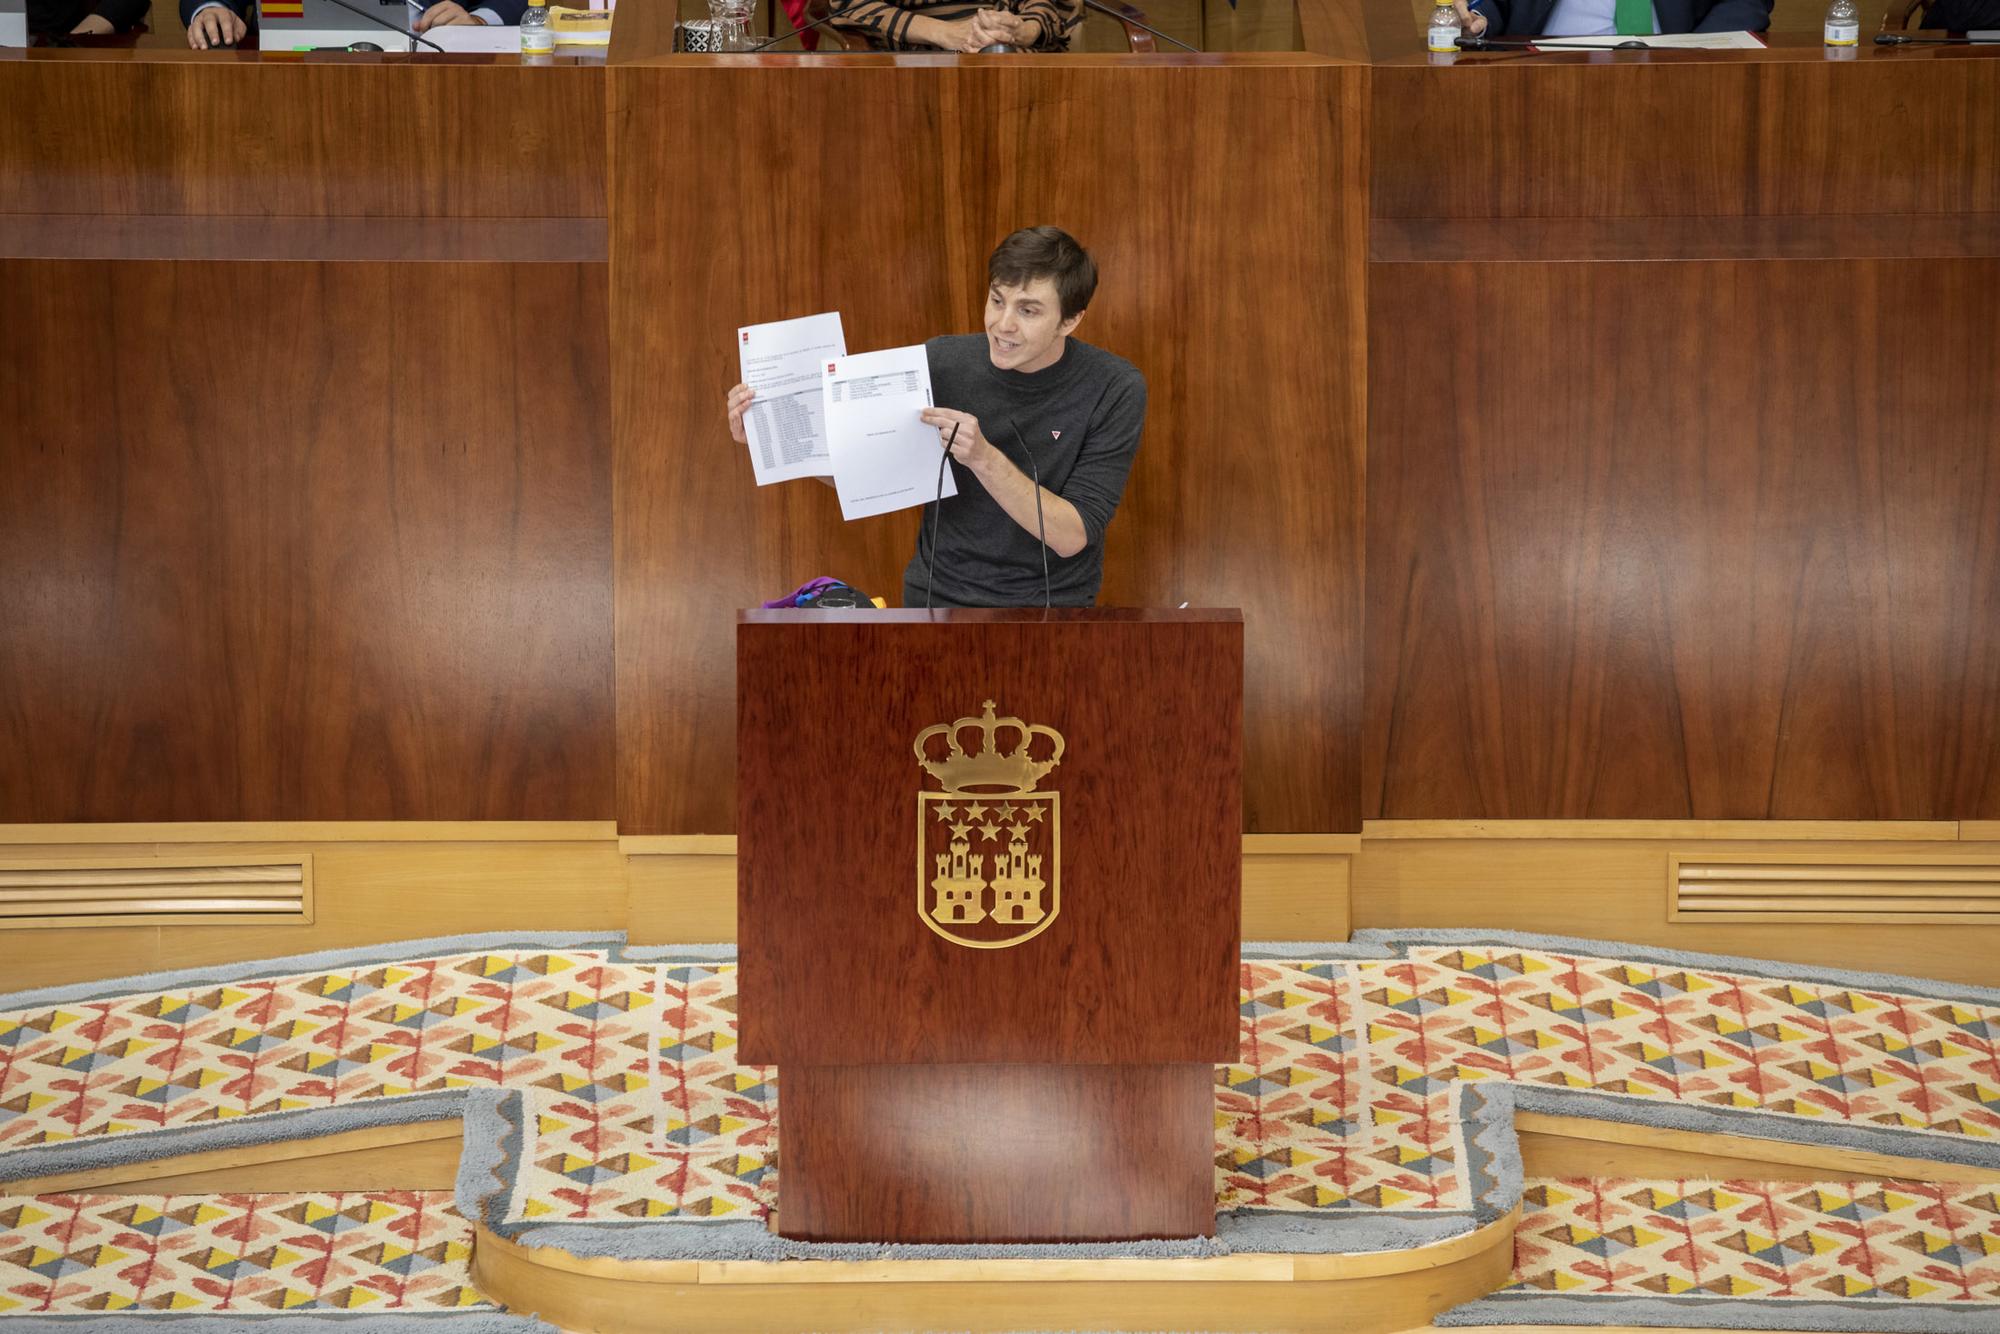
[1613,0,1651,32]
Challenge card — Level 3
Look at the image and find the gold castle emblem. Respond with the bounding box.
[914,700,1064,950]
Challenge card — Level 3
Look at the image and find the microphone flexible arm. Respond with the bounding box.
[316,0,447,51]
[1006,422,1052,611]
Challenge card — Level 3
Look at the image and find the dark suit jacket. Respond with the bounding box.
[178,0,525,26]
[1469,0,1772,32]
[32,0,148,31]
[1923,0,2000,25]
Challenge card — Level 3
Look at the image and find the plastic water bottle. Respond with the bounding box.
[1823,0,1858,45]
[520,0,553,53]
[1428,0,1461,51]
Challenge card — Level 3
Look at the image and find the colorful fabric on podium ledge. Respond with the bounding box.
[3,932,1999,1250]
[1435,1175,2000,1329]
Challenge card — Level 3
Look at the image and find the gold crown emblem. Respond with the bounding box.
[913,700,1064,794]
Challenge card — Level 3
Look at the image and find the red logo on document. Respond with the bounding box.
[741,331,749,343]
[1051,431,1062,441]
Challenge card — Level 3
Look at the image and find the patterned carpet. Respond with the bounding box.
[0,1190,497,1318]
[5,935,2000,1232]
[1436,1176,2000,1329]
[2,931,1999,1323]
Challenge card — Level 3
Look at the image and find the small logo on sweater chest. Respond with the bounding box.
[1050,431,1062,441]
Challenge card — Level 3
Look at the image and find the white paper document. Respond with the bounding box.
[738,312,847,485]
[1530,29,1764,48]
[822,345,956,522]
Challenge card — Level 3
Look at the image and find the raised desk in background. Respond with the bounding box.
[2,17,1997,839]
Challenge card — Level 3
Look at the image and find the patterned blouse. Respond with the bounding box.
[831,0,1082,50]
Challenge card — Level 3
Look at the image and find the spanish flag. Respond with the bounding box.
[261,0,306,16]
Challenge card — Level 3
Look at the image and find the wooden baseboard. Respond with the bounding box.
[470,1205,1516,1334]
[0,1119,462,1195]
[1350,823,2000,989]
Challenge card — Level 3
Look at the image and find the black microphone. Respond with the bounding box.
[748,2,849,50]
[1874,30,2000,41]
[314,0,446,50]
[923,422,958,611]
[1077,0,1198,51]
[1005,422,1052,611]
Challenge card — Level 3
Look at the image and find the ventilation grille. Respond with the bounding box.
[0,858,312,929]
[1671,856,2000,924]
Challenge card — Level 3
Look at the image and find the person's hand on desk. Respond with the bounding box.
[1453,0,1488,35]
[415,1,488,25]
[70,12,115,31]
[970,8,1041,46]
[187,5,246,46]
[910,10,1013,50]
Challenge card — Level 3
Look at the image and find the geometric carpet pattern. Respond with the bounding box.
[1433,1175,2000,1328]
[6,939,2000,1237]
[1508,1177,2000,1304]
[0,1191,491,1317]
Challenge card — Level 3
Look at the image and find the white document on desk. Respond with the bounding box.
[1530,29,1764,48]
[823,345,956,522]
[738,312,846,485]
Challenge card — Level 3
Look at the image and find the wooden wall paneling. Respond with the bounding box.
[610,63,958,839]
[613,58,1368,834]
[0,260,616,823]
[0,57,607,218]
[1371,58,2000,221]
[1364,259,2000,820]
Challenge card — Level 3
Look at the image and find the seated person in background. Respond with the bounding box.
[1452,0,1771,35]
[830,0,1078,51]
[180,0,523,48]
[1924,0,2000,26]
[31,0,148,36]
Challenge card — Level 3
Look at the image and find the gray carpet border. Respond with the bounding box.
[1353,927,2000,1007]
[621,943,738,962]
[0,1090,468,1184]
[1434,1293,2000,1331]
[0,1318,552,1332]
[0,932,629,1012]
[1240,939,1399,961]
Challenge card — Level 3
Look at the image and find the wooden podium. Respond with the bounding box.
[737,608,1242,1243]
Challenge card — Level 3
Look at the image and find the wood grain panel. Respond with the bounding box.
[613,58,1366,835]
[0,215,610,262]
[778,1063,1214,1242]
[1372,56,2000,219]
[0,54,605,217]
[1364,260,2000,820]
[0,260,615,822]
[737,610,1241,1066]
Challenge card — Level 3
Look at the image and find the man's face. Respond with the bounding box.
[985,277,1082,374]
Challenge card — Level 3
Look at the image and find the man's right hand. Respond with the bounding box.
[1454,0,1488,35]
[187,4,246,46]
[727,383,755,445]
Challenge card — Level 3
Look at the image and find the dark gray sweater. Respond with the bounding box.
[902,334,1146,608]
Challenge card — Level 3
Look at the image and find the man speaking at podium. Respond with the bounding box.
[726,227,1148,609]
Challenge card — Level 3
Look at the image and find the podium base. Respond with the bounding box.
[775,1061,1215,1243]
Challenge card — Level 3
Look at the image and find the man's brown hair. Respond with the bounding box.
[987,227,1098,321]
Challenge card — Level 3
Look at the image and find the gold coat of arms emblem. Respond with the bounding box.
[914,700,1063,949]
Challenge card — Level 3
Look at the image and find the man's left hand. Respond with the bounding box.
[920,408,996,469]
[70,11,115,31]
[415,1,487,28]
[976,9,1040,44]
